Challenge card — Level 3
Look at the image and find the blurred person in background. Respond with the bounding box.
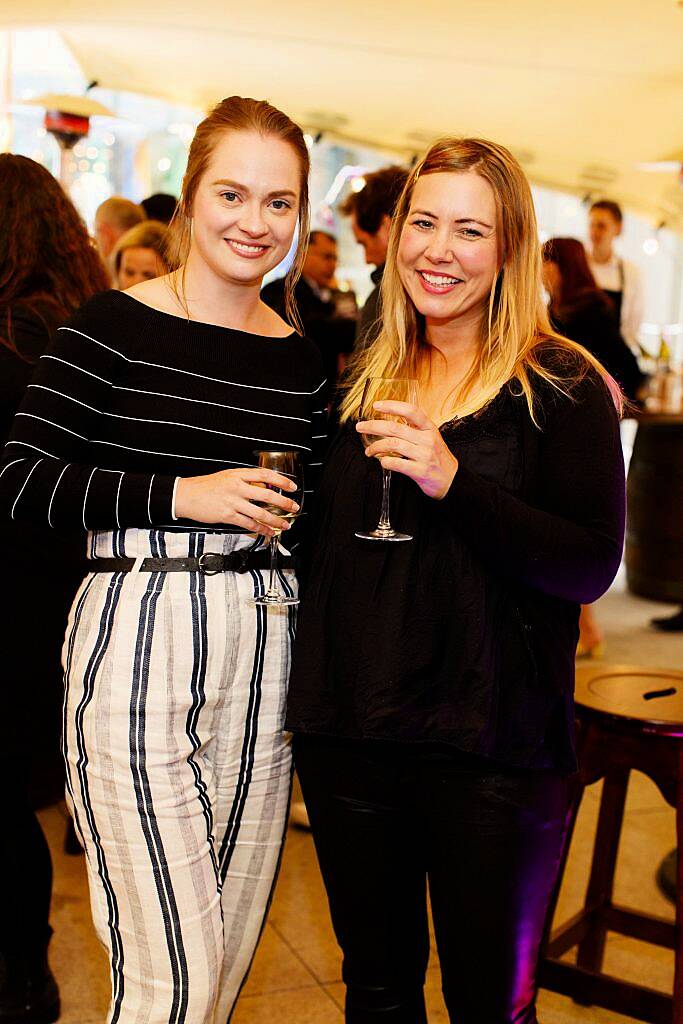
[542,237,643,403]
[587,199,644,352]
[112,219,171,289]
[339,164,409,348]
[542,235,643,658]
[93,195,144,262]
[0,154,109,1024]
[140,191,177,224]
[262,229,355,387]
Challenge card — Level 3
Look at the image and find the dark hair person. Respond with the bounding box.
[340,164,409,349]
[286,138,626,1023]
[0,98,325,1023]
[541,236,644,402]
[0,154,109,1023]
[140,191,178,224]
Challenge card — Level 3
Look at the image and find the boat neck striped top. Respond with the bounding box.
[0,290,327,536]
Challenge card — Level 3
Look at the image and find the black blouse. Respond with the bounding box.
[286,360,626,774]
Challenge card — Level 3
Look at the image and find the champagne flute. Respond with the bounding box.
[253,450,304,606]
[355,377,418,542]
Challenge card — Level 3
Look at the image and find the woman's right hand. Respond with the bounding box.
[174,468,299,536]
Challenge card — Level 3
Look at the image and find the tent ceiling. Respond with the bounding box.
[5,0,683,226]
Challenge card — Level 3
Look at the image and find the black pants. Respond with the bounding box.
[295,735,570,1024]
[0,540,83,961]
[0,769,53,956]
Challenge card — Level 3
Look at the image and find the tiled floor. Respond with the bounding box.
[40,575,682,1022]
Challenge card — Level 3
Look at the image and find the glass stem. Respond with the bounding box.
[378,468,393,531]
[266,533,280,597]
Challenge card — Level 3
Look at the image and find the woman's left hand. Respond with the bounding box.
[357,401,459,500]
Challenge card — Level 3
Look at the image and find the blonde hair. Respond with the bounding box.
[166,95,310,332]
[112,220,170,276]
[340,137,622,424]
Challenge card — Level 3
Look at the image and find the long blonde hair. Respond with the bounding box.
[166,96,310,332]
[340,137,621,423]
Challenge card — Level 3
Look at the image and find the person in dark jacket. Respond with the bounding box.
[0,154,110,1024]
[339,165,409,349]
[286,138,625,1024]
[261,229,354,387]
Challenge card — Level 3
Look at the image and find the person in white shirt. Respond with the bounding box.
[587,199,645,353]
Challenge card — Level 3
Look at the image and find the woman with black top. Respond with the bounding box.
[0,98,325,1023]
[541,236,644,403]
[287,138,625,1023]
[0,155,109,1024]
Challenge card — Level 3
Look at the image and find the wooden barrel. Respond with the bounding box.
[626,417,683,601]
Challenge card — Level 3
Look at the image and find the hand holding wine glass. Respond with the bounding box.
[357,400,459,501]
[174,465,299,535]
[253,450,304,607]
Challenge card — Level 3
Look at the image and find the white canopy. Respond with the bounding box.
[4,0,683,226]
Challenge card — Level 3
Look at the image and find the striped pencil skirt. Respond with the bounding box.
[62,529,296,1024]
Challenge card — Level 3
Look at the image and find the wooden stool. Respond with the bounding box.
[539,665,683,1023]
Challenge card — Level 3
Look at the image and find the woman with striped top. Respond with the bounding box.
[0,97,326,1024]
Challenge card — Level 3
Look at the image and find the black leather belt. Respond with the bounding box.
[87,550,294,576]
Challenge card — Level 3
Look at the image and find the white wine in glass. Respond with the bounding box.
[253,450,303,606]
[355,377,418,542]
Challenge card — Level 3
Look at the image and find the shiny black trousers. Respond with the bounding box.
[294,735,570,1024]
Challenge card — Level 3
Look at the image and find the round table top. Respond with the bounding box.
[575,664,683,733]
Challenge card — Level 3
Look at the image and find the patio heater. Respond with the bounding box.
[23,92,116,191]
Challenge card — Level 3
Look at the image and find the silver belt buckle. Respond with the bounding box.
[197,552,223,575]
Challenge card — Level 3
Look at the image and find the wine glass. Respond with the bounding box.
[355,377,418,542]
[253,450,304,607]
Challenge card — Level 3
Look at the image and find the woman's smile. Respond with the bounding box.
[224,238,271,259]
[416,269,464,294]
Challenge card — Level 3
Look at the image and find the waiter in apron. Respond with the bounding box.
[587,199,645,353]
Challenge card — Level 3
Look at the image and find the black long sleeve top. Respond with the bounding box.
[0,291,326,537]
[286,353,626,773]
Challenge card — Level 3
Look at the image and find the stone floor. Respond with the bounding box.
[40,572,683,1023]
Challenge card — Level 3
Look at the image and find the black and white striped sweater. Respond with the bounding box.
[0,290,327,534]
